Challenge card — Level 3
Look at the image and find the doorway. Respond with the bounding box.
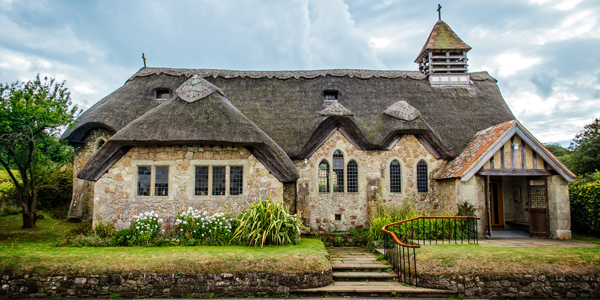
[489,178,504,229]
[528,177,549,237]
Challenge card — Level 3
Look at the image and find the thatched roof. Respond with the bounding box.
[415,21,471,62]
[77,75,299,182]
[63,68,515,162]
[319,102,353,117]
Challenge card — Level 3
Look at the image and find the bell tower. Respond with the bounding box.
[415,5,472,86]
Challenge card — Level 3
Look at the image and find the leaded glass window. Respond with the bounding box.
[390,160,402,193]
[137,166,151,196]
[212,166,226,196]
[318,160,330,193]
[154,166,169,196]
[347,160,358,193]
[332,150,344,193]
[417,160,428,193]
[230,166,243,196]
[195,166,209,196]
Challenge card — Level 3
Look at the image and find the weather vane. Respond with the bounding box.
[437,4,442,21]
[142,53,147,68]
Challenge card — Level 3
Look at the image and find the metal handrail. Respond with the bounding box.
[381,216,481,286]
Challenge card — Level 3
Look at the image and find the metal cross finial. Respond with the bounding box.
[142,53,147,68]
[437,4,442,21]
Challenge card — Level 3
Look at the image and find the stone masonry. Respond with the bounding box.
[0,271,332,299]
[72,128,113,222]
[94,145,283,229]
[295,131,448,232]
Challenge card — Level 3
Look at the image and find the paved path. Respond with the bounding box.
[479,238,599,247]
[295,247,454,296]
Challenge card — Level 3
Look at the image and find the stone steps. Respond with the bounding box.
[294,247,455,297]
[333,271,397,280]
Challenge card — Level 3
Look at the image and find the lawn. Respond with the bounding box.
[0,213,330,276]
[417,243,600,276]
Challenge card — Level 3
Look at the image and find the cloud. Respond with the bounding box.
[0,0,598,146]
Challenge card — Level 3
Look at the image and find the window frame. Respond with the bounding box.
[332,150,344,193]
[189,159,248,198]
[318,160,330,193]
[416,160,429,193]
[347,160,358,193]
[390,160,402,193]
[131,160,175,199]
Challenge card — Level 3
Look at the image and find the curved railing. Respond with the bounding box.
[382,216,480,286]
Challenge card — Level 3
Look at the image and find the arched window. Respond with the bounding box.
[390,160,402,193]
[332,150,344,193]
[347,160,358,193]
[417,160,428,193]
[318,160,330,193]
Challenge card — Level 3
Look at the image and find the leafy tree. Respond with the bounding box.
[0,75,79,228]
[544,142,571,169]
[569,118,600,175]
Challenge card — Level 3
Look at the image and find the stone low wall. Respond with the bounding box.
[419,273,600,299]
[0,271,332,299]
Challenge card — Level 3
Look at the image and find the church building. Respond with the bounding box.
[61,16,575,239]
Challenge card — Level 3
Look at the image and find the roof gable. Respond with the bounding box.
[434,121,576,182]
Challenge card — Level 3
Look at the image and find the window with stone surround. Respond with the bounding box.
[417,160,428,193]
[347,160,358,193]
[137,166,151,196]
[390,160,402,193]
[318,160,330,193]
[154,166,169,196]
[332,150,344,193]
[193,165,244,197]
[195,166,209,196]
[229,166,243,196]
[212,166,226,196]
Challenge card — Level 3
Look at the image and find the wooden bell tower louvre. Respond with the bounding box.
[416,5,472,86]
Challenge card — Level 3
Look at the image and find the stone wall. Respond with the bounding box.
[295,131,448,231]
[419,273,600,299]
[94,145,284,229]
[71,128,113,222]
[0,271,332,299]
[547,175,571,239]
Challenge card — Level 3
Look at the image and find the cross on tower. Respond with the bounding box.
[142,53,147,68]
[437,4,442,21]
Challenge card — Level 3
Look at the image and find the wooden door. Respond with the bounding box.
[528,177,549,237]
[490,179,504,229]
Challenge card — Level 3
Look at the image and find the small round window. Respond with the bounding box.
[95,138,106,151]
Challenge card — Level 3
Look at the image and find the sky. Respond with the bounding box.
[0,0,598,147]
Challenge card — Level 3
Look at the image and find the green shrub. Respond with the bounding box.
[175,208,234,246]
[0,202,21,217]
[94,216,116,238]
[457,201,478,217]
[368,196,419,241]
[570,171,600,233]
[232,194,301,247]
[113,228,132,246]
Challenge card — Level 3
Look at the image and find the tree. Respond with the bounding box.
[569,118,600,176]
[0,75,79,228]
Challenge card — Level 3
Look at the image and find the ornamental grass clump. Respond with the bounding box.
[175,208,234,245]
[129,211,163,246]
[232,194,301,247]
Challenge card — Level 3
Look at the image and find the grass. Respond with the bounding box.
[0,213,330,276]
[573,232,600,244]
[417,243,600,276]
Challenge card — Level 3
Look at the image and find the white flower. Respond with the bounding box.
[180,229,183,231]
